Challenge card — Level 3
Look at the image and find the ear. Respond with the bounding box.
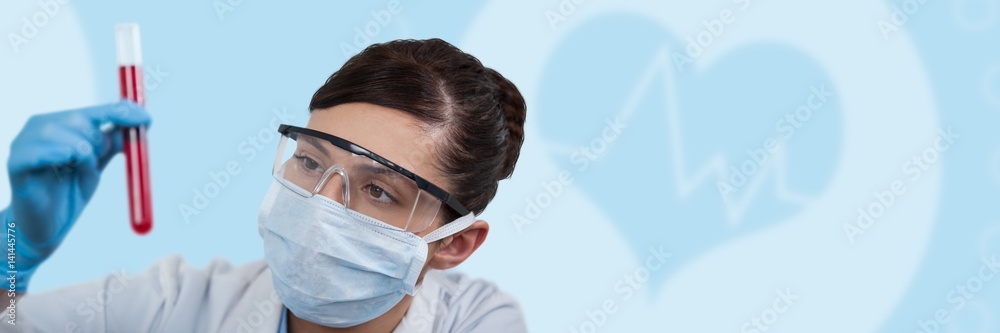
[427,220,489,270]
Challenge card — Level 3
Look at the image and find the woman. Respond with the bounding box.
[2,38,528,332]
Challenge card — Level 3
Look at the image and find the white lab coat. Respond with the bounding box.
[7,256,527,333]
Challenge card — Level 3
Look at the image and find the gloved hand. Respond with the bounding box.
[2,101,150,292]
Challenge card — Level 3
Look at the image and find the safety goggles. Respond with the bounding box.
[271,124,470,233]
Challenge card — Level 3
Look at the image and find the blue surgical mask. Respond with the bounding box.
[257,178,476,328]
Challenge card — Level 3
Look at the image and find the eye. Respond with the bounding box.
[362,182,397,204]
[293,153,323,173]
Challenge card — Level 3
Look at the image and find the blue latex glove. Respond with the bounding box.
[2,101,150,292]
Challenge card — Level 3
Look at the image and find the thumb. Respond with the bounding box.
[82,101,152,128]
[87,101,151,170]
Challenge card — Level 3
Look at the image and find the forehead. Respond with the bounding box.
[305,103,447,190]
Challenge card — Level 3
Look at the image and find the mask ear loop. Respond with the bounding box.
[312,165,351,207]
[422,212,476,243]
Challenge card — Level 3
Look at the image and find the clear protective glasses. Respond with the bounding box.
[271,125,471,233]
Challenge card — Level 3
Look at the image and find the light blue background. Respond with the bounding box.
[2,0,999,332]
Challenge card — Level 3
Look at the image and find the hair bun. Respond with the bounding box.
[486,69,526,181]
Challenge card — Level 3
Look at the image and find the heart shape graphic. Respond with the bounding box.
[534,14,843,292]
[463,0,939,331]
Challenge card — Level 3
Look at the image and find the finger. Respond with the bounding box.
[7,114,103,173]
[9,139,103,184]
[80,101,152,128]
[97,127,127,170]
[77,154,102,202]
[7,140,72,175]
[7,103,149,174]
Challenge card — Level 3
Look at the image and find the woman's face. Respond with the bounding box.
[305,102,450,237]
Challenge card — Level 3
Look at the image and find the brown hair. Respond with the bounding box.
[309,38,526,221]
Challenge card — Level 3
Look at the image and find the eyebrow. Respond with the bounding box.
[297,135,330,156]
[359,163,417,189]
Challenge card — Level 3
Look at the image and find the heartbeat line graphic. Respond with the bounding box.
[547,47,815,226]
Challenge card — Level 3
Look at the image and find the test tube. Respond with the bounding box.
[116,24,153,235]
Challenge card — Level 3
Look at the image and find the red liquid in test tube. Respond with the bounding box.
[116,24,153,235]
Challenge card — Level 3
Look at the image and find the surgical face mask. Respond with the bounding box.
[258,178,476,328]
